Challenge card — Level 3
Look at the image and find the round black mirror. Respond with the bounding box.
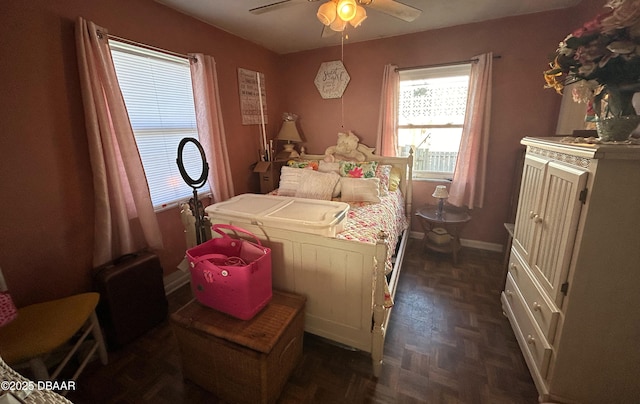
[177,137,208,189]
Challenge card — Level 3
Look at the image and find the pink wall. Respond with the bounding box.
[0,0,607,305]
[0,0,284,306]
[279,1,605,247]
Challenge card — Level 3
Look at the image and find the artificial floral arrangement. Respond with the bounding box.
[543,0,640,140]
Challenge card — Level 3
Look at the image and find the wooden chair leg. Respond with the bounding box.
[89,311,108,365]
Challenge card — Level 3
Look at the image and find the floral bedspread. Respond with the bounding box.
[337,189,407,274]
[336,189,408,308]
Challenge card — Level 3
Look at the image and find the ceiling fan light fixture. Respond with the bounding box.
[336,0,357,22]
[317,1,337,26]
[349,5,367,27]
[330,16,347,31]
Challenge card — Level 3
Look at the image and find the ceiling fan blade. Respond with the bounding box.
[249,0,294,15]
[365,0,422,22]
[250,0,321,14]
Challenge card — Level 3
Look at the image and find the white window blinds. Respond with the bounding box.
[109,40,210,209]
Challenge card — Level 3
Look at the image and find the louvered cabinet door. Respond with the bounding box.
[530,161,588,306]
[512,154,548,264]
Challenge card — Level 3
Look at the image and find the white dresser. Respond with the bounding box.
[502,137,640,403]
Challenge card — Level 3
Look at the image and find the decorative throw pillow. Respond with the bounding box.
[318,161,340,174]
[318,162,341,197]
[295,170,340,200]
[288,160,319,170]
[277,166,302,196]
[375,164,392,196]
[338,161,378,178]
[388,166,402,192]
[339,177,381,203]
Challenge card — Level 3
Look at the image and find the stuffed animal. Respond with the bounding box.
[324,131,367,162]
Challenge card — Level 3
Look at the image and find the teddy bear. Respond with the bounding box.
[324,131,367,162]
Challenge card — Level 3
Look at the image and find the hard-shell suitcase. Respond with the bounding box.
[93,251,168,349]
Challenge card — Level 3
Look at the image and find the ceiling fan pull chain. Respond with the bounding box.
[341,31,345,128]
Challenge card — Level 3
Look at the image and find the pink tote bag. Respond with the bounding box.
[186,224,272,320]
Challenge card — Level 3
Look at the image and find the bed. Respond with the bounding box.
[193,141,413,377]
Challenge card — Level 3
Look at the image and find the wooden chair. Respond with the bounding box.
[0,271,107,393]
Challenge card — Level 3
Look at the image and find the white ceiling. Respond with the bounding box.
[154,0,582,54]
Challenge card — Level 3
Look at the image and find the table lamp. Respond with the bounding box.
[275,113,302,160]
[432,185,449,217]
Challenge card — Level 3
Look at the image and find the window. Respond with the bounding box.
[109,40,209,209]
[397,64,471,180]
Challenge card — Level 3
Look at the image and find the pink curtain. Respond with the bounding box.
[75,17,163,267]
[376,64,399,156]
[448,52,493,209]
[189,54,235,202]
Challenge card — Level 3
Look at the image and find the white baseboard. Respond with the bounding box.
[460,238,503,252]
[409,231,504,252]
[163,265,190,295]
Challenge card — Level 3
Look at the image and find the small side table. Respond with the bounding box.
[416,205,471,265]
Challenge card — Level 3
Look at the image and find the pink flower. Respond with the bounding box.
[348,167,363,178]
[572,11,613,37]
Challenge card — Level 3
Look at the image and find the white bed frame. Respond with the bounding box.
[187,146,413,377]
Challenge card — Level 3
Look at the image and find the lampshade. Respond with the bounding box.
[336,0,357,21]
[276,121,302,143]
[432,185,449,199]
[275,113,303,158]
[350,5,367,27]
[317,1,336,26]
[330,17,347,32]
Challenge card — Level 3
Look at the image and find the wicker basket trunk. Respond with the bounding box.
[171,290,305,404]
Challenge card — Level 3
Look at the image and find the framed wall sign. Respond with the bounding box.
[238,68,268,125]
[314,61,350,99]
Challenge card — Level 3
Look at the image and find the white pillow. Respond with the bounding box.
[295,170,340,200]
[317,161,341,197]
[375,164,392,196]
[339,177,381,203]
[277,166,302,196]
[318,161,340,174]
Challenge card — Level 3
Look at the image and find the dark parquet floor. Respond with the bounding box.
[66,239,538,403]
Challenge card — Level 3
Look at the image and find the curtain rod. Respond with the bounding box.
[395,55,501,72]
[106,33,197,62]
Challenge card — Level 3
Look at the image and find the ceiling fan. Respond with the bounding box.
[250,0,422,36]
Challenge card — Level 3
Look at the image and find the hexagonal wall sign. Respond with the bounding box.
[314,60,350,99]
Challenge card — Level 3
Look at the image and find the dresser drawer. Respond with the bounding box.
[507,249,560,343]
[506,249,528,288]
[503,273,552,379]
